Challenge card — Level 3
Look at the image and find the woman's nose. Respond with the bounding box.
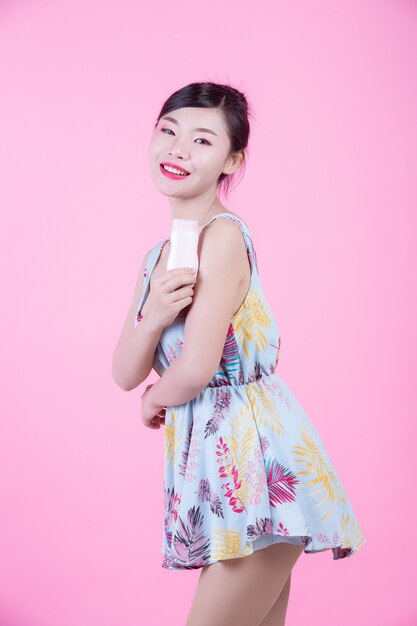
[170,140,189,159]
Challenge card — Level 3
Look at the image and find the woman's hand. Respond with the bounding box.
[141,383,166,429]
[141,267,197,329]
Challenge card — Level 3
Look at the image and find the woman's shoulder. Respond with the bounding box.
[208,210,251,231]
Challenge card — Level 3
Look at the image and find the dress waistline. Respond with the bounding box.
[205,369,274,391]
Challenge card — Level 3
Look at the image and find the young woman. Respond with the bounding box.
[112,81,366,626]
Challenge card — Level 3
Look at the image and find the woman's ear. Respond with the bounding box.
[222,150,245,176]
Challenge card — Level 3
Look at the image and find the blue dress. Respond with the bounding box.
[134,213,366,570]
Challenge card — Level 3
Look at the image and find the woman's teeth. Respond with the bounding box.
[162,164,189,176]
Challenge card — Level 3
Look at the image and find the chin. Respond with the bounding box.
[154,183,184,198]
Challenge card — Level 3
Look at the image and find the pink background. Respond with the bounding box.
[1,1,416,625]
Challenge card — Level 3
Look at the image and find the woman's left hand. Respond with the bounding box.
[141,383,166,429]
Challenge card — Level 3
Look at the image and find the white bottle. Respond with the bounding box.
[166,218,200,272]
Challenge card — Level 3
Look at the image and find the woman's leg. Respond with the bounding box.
[185,541,304,626]
[258,572,292,626]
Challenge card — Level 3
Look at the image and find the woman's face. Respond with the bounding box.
[148,106,235,198]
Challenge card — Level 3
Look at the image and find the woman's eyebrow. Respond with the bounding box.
[161,116,218,137]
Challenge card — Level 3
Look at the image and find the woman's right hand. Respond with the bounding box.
[141,267,197,329]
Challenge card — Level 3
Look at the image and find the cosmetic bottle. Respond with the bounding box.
[166,218,199,272]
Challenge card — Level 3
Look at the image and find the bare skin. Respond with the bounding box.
[185,542,305,626]
[259,572,292,626]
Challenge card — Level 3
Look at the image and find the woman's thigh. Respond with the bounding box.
[258,572,292,626]
[185,541,305,626]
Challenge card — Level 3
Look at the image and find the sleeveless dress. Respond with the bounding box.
[134,213,366,570]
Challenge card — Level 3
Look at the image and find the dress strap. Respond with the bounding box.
[134,238,168,328]
[199,212,258,276]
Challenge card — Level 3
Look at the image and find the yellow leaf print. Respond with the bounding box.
[164,409,183,465]
[293,428,348,521]
[246,382,284,435]
[210,527,242,561]
[228,403,259,506]
[340,513,366,551]
[232,290,272,358]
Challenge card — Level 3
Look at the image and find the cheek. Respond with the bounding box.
[198,151,225,174]
[149,139,164,167]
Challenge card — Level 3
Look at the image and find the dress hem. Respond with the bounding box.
[161,531,366,571]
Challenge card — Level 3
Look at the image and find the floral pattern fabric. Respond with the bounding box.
[134,213,366,570]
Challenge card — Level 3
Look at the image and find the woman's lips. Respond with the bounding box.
[160,164,190,180]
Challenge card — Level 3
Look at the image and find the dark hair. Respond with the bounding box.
[154,81,253,200]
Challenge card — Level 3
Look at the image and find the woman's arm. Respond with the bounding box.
[146,219,248,409]
[112,248,164,391]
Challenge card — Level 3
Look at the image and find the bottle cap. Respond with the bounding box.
[171,219,199,233]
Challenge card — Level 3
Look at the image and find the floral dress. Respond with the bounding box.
[134,213,366,570]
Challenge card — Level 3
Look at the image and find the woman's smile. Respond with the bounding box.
[160,162,191,180]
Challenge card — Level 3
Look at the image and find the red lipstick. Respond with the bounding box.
[160,161,191,180]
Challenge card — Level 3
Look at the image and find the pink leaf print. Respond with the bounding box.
[275,521,289,536]
[244,457,267,506]
[196,479,224,518]
[164,486,182,547]
[270,375,292,411]
[219,324,245,385]
[179,420,201,482]
[265,457,299,507]
[247,517,273,541]
[247,362,261,383]
[166,342,179,365]
[170,505,211,567]
[260,435,270,455]
[216,437,247,513]
[204,389,232,438]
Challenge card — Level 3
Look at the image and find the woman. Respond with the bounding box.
[112,81,366,626]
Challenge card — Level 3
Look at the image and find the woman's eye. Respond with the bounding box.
[160,128,210,145]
